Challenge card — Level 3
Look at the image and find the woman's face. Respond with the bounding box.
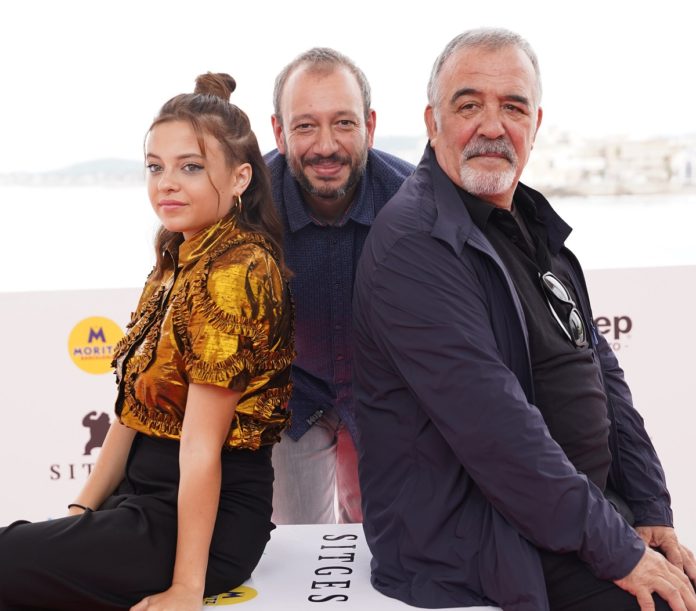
[145,120,249,240]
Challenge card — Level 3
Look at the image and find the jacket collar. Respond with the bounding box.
[424,144,572,255]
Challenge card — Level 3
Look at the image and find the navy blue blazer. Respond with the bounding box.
[353,145,671,611]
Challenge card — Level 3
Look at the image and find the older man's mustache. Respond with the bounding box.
[462,138,517,164]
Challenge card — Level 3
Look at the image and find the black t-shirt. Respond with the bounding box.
[458,187,611,492]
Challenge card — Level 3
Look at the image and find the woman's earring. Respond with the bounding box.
[233,194,242,214]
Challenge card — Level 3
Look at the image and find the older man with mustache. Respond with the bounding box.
[353,28,696,611]
[265,48,413,525]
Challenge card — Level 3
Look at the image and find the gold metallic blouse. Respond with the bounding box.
[112,215,294,450]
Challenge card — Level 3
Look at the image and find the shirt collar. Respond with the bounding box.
[426,144,572,255]
[175,214,238,266]
[456,184,496,230]
[456,183,543,230]
[513,182,572,254]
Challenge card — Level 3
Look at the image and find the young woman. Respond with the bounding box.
[0,73,294,611]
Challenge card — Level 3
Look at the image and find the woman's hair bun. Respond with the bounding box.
[194,72,237,101]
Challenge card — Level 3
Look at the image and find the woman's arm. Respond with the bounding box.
[131,382,240,611]
[68,419,136,516]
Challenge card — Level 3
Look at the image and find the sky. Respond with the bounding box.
[2,0,695,173]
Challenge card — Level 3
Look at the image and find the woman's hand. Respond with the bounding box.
[130,583,203,611]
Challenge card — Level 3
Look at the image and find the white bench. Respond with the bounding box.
[204,523,501,610]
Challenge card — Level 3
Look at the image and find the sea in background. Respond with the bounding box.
[1,185,695,293]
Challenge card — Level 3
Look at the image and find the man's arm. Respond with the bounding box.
[593,331,696,582]
[363,230,644,580]
[595,332,672,526]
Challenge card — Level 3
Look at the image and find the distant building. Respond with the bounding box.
[525,130,696,196]
[2,135,696,196]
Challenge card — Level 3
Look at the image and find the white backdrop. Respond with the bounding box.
[584,266,696,546]
[0,268,693,548]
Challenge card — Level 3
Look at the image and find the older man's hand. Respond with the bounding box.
[615,547,696,611]
[636,526,696,582]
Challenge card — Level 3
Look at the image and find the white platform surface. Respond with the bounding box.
[203,523,500,610]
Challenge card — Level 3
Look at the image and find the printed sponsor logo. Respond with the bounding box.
[49,411,111,481]
[203,586,258,606]
[82,411,110,455]
[68,316,123,374]
[308,533,357,603]
[594,315,633,351]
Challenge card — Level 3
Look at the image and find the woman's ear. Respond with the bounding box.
[234,163,252,195]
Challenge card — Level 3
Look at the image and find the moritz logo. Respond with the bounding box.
[203,586,258,606]
[68,316,124,374]
[87,327,107,343]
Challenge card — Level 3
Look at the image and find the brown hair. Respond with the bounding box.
[147,72,287,278]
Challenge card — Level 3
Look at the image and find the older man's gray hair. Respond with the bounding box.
[427,28,542,111]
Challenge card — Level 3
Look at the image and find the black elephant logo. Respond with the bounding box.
[82,411,110,456]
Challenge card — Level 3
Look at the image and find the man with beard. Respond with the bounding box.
[265,48,413,524]
[353,28,696,611]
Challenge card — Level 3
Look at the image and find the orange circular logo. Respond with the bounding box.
[203,586,258,606]
[68,317,124,374]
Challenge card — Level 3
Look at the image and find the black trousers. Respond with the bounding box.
[541,549,672,611]
[0,434,274,611]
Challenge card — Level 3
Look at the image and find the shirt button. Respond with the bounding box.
[334,324,342,331]
[336,355,344,361]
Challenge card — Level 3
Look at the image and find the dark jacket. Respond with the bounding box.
[353,146,672,611]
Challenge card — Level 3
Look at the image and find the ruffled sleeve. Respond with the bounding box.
[175,242,286,391]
